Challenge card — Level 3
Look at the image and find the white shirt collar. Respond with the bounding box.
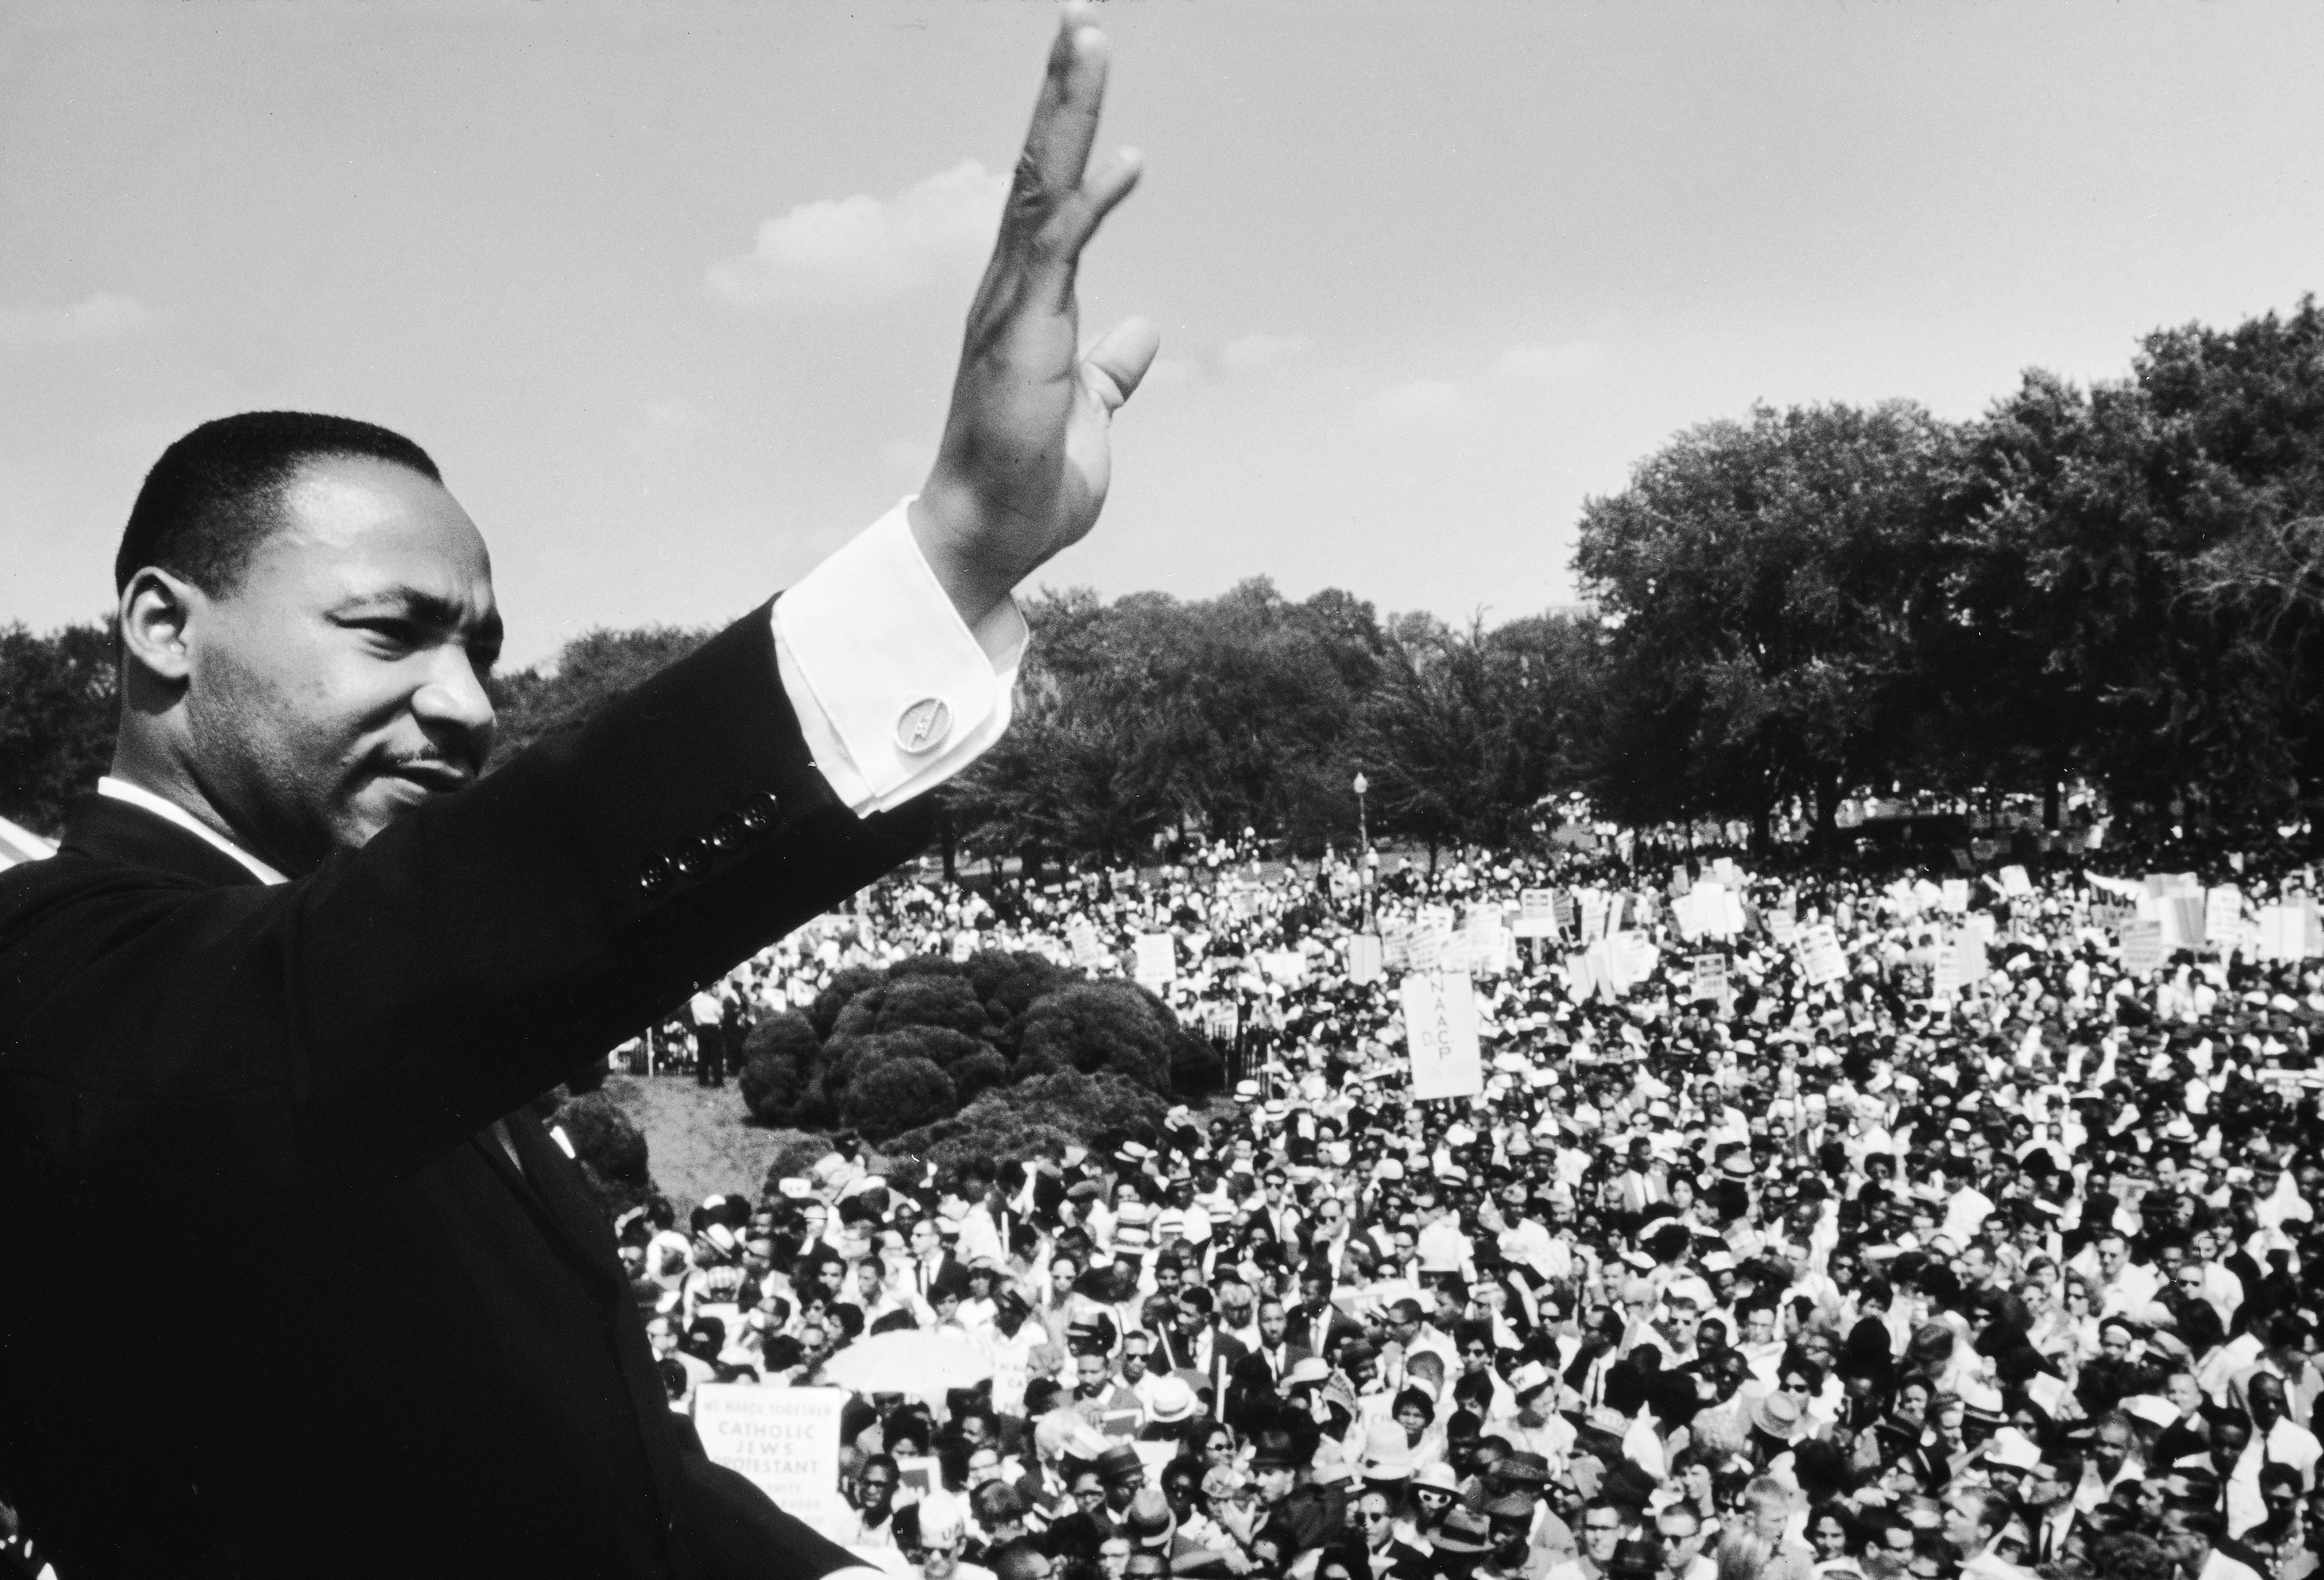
[96,776,288,886]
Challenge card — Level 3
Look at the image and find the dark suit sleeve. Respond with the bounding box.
[675,1448,862,1580]
[0,603,930,1209]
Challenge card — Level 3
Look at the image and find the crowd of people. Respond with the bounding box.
[612,820,2324,1580]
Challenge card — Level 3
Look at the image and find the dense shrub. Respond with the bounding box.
[886,1069,1168,1171]
[809,965,885,1039]
[829,975,995,1042]
[1012,980,1178,1092]
[739,945,1223,1168]
[841,1056,957,1141]
[738,1010,822,1125]
[760,1128,844,1189]
[546,1090,659,1220]
[950,1049,1011,1106]
[965,950,1079,1026]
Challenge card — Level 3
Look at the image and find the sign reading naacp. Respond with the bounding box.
[694,1384,851,1542]
[1401,970,1483,1102]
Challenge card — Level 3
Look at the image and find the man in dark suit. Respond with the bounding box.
[0,11,1157,1578]
[1225,1297,1314,1431]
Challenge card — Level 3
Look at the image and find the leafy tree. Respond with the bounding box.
[1358,613,1597,859]
[0,618,118,836]
[486,624,713,767]
[1574,401,1960,848]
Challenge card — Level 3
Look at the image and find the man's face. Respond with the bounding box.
[1122,1342,1148,1382]
[913,1222,940,1258]
[854,1464,898,1514]
[2251,1375,2287,1431]
[1051,1261,1077,1299]
[2095,1424,2133,1475]
[1258,1301,1288,1347]
[1077,1353,1108,1391]
[157,457,500,873]
[2097,1237,2127,1279]
[1942,1496,1983,1553]
[1582,1506,1623,1561]
[1658,1514,1704,1573]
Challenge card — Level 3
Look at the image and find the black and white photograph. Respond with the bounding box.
[5,4,2324,1580]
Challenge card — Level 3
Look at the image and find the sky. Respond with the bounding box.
[4,0,2321,665]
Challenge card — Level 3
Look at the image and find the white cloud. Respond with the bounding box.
[708,160,1009,311]
[1360,379,1464,427]
[1219,333,1309,372]
[0,292,155,346]
[1491,341,1601,383]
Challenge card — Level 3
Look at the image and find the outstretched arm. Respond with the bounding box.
[910,2,1160,631]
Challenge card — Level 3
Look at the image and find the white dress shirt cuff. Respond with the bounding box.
[772,497,1027,817]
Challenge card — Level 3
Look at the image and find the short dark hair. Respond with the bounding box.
[116,411,440,596]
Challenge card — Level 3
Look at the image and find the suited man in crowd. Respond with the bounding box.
[0,10,1157,1578]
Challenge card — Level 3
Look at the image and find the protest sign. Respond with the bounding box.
[1690,953,1727,1003]
[1515,889,1561,939]
[1348,933,1384,985]
[2158,894,2206,954]
[1381,922,1412,970]
[1608,930,1660,994]
[1200,1001,1239,1041]
[694,1385,850,1541]
[1940,879,1970,915]
[951,931,977,964]
[1577,890,1612,944]
[1067,918,1106,970]
[2205,886,2243,946]
[1931,934,1966,1000]
[2120,919,2165,973]
[1794,922,1847,988]
[1464,915,1510,977]
[1552,892,1578,936]
[1402,971,1483,1101]
[1997,865,2033,898]
[1133,933,1176,988]
[2089,901,2137,934]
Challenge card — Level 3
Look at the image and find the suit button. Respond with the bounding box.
[708,812,746,851]
[740,791,779,832]
[639,855,674,894]
[673,838,712,879]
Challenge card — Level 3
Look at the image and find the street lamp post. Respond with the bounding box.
[1353,772,1369,853]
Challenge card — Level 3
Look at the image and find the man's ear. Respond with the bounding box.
[118,567,204,684]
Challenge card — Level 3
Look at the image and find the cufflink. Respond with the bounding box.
[896,697,952,755]
[639,855,676,894]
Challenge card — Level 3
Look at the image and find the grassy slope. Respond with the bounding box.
[602,1073,782,1212]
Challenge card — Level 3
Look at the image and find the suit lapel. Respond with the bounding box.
[499,1108,629,1297]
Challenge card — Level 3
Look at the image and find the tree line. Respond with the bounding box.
[5,297,2320,857]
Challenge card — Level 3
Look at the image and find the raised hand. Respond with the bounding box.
[909,4,1159,630]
